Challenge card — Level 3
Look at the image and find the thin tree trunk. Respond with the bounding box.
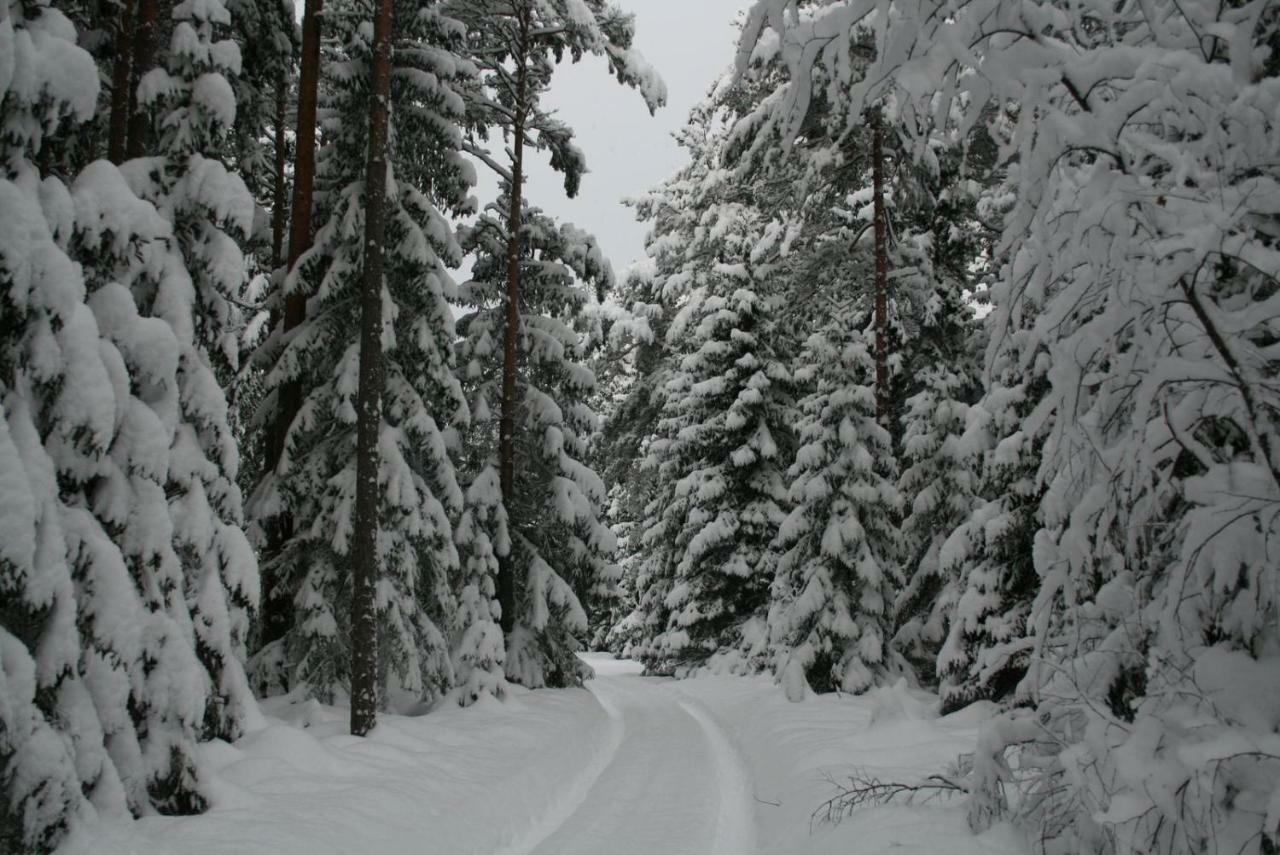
[271,75,289,268]
[107,0,136,164]
[350,0,394,738]
[871,108,890,425]
[125,0,160,159]
[274,0,323,459]
[260,0,322,649]
[498,8,530,640]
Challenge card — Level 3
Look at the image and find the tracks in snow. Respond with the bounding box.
[488,687,626,855]
[504,666,757,855]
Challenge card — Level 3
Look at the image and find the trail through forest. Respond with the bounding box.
[58,654,1027,855]
[512,657,757,855]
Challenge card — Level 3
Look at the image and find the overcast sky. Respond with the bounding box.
[479,0,756,278]
[294,1,757,281]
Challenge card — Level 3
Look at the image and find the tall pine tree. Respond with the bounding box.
[250,0,472,707]
[456,201,617,688]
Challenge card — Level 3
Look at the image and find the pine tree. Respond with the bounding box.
[456,201,617,688]
[252,0,472,706]
[257,0,320,657]
[452,0,663,662]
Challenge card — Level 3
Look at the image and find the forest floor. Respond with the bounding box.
[59,654,1028,855]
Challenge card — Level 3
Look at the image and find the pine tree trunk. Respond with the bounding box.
[498,8,530,639]
[107,0,136,164]
[871,108,890,425]
[271,75,289,268]
[125,0,160,159]
[274,0,323,459]
[260,0,322,648]
[350,0,394,738]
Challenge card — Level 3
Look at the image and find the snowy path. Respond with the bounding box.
[513,656,758,855]
[60,656,1026,855]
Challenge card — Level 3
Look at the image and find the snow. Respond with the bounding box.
[59,654,1028,855]
[673,674,1026,855]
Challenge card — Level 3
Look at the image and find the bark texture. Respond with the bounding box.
[274,0,323,462]
[350,0,395,738]
[107,0,136,164]
[271,76,289,268]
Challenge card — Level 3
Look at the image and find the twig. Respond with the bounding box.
[811,768,967,831]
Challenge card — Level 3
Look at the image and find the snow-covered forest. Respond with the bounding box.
[1,0,1277,853]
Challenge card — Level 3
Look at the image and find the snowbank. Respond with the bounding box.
[57,685,619,855]
[672,675,1027,855]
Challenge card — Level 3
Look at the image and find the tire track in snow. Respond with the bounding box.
[488,688,626,855]
[511,673,757,855]
[676,697,758,855]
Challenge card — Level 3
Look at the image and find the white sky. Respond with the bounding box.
[477,0,756,278]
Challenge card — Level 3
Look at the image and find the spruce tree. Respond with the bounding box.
[451,0,663,671]
[1,28,118,838]
[224,0,295,259]
[641,224,793,675]
[449,466,510,704]
[590,264,667,655]
[740,1,1280,850]
[456,201,617,688]
[771,321,901,698]
[934,318,1047,711]
[124,0,261,742]
[889,150,987,681]
[2,0,257,842]
[610,108,722,668]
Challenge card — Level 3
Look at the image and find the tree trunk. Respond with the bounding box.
[271,74,289,268]
[125,0,160,159]
[350,0,394,738]
[274,0,323,461]
[260,0,322,649]
[497,8,530,639]
[107,0,136,164]
[870,108,890,425]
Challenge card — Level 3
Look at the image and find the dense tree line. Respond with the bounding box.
[0,0,662,849]
[598,2,1280,854]
[3,0,1277,852]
